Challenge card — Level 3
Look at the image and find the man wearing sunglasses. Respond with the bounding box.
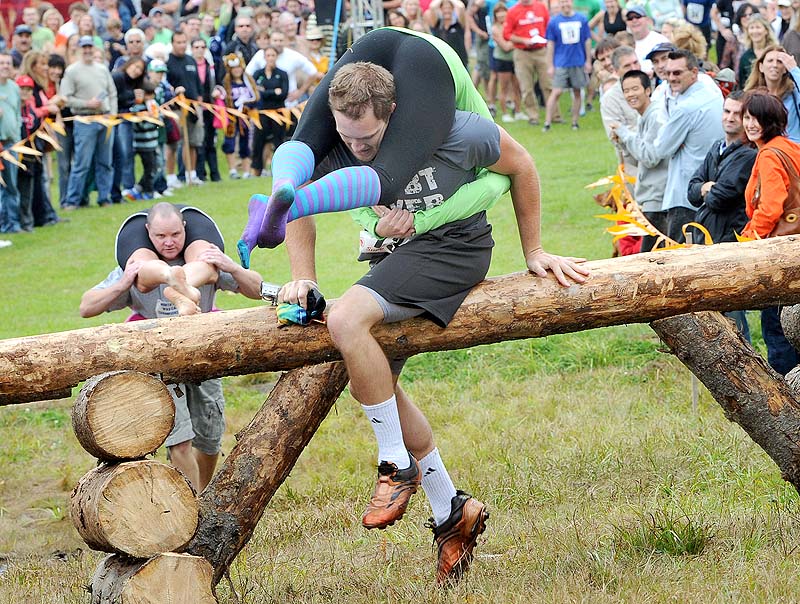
[624,6,669,75]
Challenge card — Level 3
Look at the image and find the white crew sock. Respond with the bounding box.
[420,448,458,525]
[362,396,408,468]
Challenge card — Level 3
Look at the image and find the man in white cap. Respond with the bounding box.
[624,6,669,74]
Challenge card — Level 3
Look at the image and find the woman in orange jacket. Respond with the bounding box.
[742,89,800,375]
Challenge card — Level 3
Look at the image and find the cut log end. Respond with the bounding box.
[91,553,216,604]
[72,371,175,461]
[71,460,198,558]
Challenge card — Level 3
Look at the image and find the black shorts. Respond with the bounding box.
[489,54,514,73]
[115,205,224,268]
[356,213,494,327]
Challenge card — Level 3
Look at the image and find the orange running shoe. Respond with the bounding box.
[361,454,421,529]
[428,490,489,585]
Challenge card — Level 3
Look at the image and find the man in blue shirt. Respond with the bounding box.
[543,0,592,131]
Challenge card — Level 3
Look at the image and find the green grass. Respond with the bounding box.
[0,100,791,603]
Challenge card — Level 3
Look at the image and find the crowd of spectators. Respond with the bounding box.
[0,0,331,235]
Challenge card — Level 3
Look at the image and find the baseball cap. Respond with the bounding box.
[645,42,677,60]
[779,0,792,7]
[79,35,95,47]
[148,58,168,72]
[714,68,736,83]
[626,6,648,18]
[15,74,34,88]
[14,24,32,35]
[149,7,165,17]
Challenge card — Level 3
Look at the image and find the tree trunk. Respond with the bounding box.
[651,311,800,491]
[71,460,199,558]
[90,552,216,604]
[186,362,349,585]
[71,371,175,461]
[3,238,800,405]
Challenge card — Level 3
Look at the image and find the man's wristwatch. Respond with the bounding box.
[260,281,281,305]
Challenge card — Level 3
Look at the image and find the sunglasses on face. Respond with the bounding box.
[626,14,644,20]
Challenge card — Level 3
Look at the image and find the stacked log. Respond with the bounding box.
[68,371,215,603]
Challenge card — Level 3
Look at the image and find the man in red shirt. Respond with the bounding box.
[503,0,556,125]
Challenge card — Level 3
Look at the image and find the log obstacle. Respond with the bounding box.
[72,371,175,460]
[90,553,216,604]
[3,237,800,405]
[68,371,216,602]
[70,460,198,557]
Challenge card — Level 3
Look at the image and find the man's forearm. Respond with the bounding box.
[79,286,125,318]
[488,129,542,256]
[230,266,264,300]
[286,216,318,282]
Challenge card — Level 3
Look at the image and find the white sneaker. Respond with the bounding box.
[514,112,528,121]
[167,175,183,189]
[242,172,252,179]
[0,240,12,248]
[501,113,514,123]
[261,169,272,178]
[153,191,163,199]
[229,169,240,180]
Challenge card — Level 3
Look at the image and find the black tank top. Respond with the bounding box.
[604,10,627,36]
[433,18,469,68]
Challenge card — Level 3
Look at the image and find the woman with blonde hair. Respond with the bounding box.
[738,14,777,85]
[38,8,65,52]
[671,22,719,73]
[744,45,800,141]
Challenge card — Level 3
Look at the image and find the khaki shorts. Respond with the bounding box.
[164,379,225,455]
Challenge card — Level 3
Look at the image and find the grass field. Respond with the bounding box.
[2,101,799,604]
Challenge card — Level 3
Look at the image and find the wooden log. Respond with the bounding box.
[71,371,175,461]
[651,312,800,491]
[187,362,349,585]
[71,460,199,558]
[90,552,216,604]
[3,237,800,405]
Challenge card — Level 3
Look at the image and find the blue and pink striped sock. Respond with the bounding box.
[287,166,382,221]
[270,140,316,207]
[256,166,382,248]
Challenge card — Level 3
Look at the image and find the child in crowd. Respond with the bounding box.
[146,59,176,197]
[221,53,259,179]
[17,75,41,232]
[124,82,160,201]
[104,17,127,70]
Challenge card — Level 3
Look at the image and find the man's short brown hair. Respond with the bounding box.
[328,62,396,121]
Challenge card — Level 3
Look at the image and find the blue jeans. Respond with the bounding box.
[111,121,135,202]
[725,310,751,343]
[57,131,73,207]
[0,151,20,233]
[761,306,799,376]
[65,121,115,206]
